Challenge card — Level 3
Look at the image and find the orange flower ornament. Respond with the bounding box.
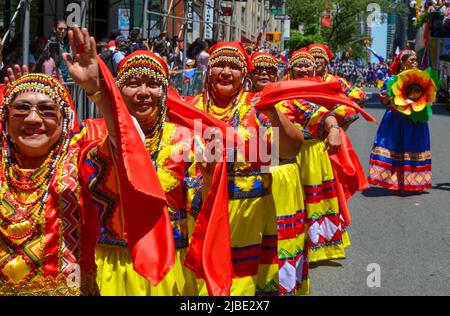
[386,68,441,123]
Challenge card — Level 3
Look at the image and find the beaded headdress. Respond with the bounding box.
[116,50,169,156]
[307,44,335,64]
[208,42,254,75]
[0,74,77,205]
[203,42,254,113]
[116,50,169,89]
[1,73,77,132]
[399,50,416,61]
[251,52,279,72]
[289,49,316,69]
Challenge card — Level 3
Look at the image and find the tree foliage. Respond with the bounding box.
[286,0,407,59]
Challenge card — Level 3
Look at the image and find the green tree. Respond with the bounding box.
[286,0,407,59]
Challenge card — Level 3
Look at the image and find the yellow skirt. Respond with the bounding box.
[197,191,276,296]
[227,164,310,296]
[199,163,309,296]
[297,139,350,263]
[267,162,310,296]
[95,244,198,296]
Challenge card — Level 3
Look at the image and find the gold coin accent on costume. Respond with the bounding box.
[2,255,31,283]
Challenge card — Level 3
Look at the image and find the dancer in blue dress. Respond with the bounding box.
[368,50,439,194]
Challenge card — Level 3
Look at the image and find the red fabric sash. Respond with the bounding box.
[98,65,233,295]
[166,87,233,296]
[98,57,175,285]
[329,129,369,226]
[254,78,378,124]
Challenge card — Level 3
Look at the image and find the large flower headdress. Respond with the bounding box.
[386,68,441,123]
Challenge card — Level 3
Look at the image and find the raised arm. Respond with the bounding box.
[62,26,116,138]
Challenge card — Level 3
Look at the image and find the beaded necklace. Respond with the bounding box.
[143,86,167,169]
[0,107,71,243]
[207,86,246,124]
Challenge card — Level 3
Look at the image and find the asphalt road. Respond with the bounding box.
[308,92,450,296]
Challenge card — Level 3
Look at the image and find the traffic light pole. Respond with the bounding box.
[280,0,285,52]
[262,2,266,49]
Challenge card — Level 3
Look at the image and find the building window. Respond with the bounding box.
[242,6,246,27]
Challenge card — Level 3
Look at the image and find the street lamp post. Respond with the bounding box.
[22,0,31,66]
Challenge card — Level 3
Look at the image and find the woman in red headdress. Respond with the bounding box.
[248,50,315,294]
[283,48,352,263]
[0,27,174,295]
[248,52,280,92]
[368,50,437,194]
[189,42,308,296]
[308,43,369,130]
[80,48,236,296]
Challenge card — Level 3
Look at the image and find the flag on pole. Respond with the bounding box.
[184,68,196,82]
[366,46,385,63]
[321,10,332,28]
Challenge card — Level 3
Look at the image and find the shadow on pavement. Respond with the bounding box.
[433,183,450,191]
[362,186,432,197]
[309,260,343,269]
[361,186,394,197]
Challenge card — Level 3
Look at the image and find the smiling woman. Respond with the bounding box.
[6,92,63,165]
[249,52,279,92]
[189,42,308,296]
[0,27,174,295]
[79,50,234,296]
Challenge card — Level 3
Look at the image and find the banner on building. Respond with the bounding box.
[221,0,232,16]
[118,8,130,37]
[321,10,332,28]
[283,19,290,41]
[186,0,193,32]
[204,0,214,40]
[193,8,201,40]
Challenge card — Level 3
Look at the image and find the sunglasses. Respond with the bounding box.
[254,67,277,75]
[9,103,61,119]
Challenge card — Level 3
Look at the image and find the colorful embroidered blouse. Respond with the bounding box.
[0,131,113,296]
[275,99,334,140]
[324,74,368,127]
[83,120,203,251]
[190,92,303,200]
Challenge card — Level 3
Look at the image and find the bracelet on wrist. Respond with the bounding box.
[328,124,340,131]
[87,90,102,103]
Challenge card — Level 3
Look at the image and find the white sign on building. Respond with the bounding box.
[204,0,214,40]
[283,18,290,41]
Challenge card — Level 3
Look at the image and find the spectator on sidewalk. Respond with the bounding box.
[112,35,127,75]
[35,40,62,81]
[196,40,209,73]
[49,19,71,81]
[153,31,170,58]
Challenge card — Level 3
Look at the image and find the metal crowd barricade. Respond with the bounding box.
[169,68,206,97]
[62,68,206,122]
[63,80,102,122]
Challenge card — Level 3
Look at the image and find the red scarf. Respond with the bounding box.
[254,77,378,124]
[98,57,175,285]
[99,60,234,295]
